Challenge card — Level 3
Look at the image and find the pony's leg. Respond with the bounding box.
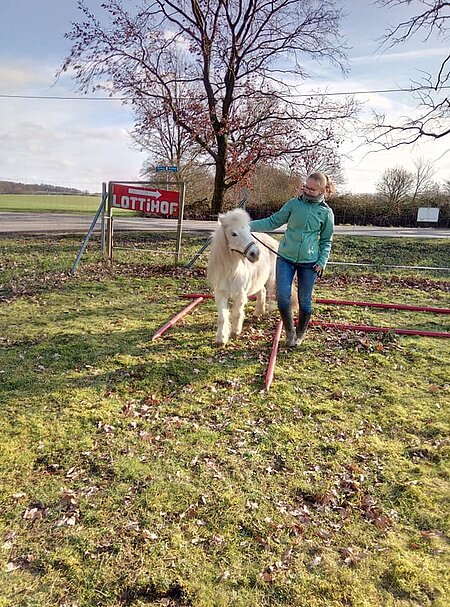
[254,286,266,317]
[230,291,248,337]
[215,291,230,345]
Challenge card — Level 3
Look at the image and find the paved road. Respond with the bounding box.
[1,212,449,238]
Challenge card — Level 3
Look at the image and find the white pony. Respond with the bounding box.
[207,208,279,345]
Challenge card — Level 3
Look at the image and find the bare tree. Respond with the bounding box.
[129,54,209,176]
[370,0,450,148]
[376,166,414,212]
[131,101,206,173]
[288,144,346,189]
[442,178,450,195]
[59,0,357,214]
[243,163,297,210]
[411,156,436,201]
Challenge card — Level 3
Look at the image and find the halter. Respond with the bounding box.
[229,240,257,257]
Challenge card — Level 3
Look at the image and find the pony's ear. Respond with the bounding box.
[218,213,225,224]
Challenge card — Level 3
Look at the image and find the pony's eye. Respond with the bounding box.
[231,232,237,237]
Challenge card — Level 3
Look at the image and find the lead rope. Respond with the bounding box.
[251,232,323,277]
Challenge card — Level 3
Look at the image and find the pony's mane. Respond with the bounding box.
[207,209,251,289]
[219,208,250,229]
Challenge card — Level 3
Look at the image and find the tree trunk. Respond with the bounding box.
[211,135,227,216]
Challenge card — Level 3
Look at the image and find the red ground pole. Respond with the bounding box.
[315,298,450,314]
[172,294,449,390]
[265,320,283,392]
[151,297,204,340]
[310,320,450,338]
[181,293,450,315]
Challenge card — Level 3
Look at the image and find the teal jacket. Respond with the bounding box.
[249,196,334,268]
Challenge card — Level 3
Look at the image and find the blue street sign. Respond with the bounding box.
[155,165,178,172]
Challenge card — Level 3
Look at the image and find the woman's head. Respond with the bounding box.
[302,172,336,200]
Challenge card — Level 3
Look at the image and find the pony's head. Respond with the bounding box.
[218,209,260,262]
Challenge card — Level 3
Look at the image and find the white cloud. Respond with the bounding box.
[0,58,58,90]
[352,47,449,64]
[0,93,145,191]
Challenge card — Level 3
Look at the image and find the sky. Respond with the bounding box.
[0,0,448,194]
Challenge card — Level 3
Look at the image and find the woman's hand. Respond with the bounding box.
[313,263,323,277]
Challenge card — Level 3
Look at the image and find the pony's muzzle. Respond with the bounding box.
[246,244,260,262]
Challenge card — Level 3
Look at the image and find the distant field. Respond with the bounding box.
[0,194,134,215]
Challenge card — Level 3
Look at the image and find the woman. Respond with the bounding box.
[249,172,335,347]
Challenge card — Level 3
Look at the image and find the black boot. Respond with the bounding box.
[296,310,311,345]
[279,307,297,347]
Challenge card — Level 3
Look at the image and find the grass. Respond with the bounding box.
[0,233,449,607]
[0,194,133,215]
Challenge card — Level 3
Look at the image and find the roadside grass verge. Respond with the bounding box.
[0,234,449,607]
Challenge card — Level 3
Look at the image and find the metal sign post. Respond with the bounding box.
[175,181,186,262]
[70,191,108,274]
[100,181,107,254]
[155,165,178,189]
[106,182,114,262]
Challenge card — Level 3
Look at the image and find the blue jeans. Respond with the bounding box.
[276,256,318,314]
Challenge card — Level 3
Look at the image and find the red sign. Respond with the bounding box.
[110,183,180,217]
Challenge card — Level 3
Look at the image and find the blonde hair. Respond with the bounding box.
[308,172,336,198]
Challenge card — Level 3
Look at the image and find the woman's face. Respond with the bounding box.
[303,178,324,197]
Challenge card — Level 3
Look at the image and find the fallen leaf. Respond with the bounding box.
[141,529,158,541]
[60,489,78,507]
[307,555,322,570]
[23,506,45,522]
[2,530,16,551]
[12,492,27,501]
[56,512,79,527]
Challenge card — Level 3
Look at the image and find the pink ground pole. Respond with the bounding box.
[310,320,450,338]
[315,298,450,314]
[181,293,450,315]
[151,297,204,340]
[265,320,283,392]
